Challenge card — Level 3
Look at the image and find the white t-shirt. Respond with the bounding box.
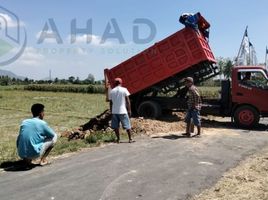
[109,86,130,114]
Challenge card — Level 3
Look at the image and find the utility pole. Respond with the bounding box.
[49,69,52,81]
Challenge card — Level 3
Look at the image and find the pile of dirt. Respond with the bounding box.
[61,129,91,140]
[80,109,111,131]
[61,111,237,140]
[131,116,185,135]
[61,109,112,140]
[61,112,187,140]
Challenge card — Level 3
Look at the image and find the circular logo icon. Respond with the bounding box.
[0,6,27,66]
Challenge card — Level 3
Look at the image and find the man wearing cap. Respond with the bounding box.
[109,77,133,143]
[183,77,202,137]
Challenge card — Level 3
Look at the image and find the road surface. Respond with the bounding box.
[1,123,268,200]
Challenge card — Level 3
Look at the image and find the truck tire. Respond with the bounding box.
[234,105,260,128]
[138,101,162,119]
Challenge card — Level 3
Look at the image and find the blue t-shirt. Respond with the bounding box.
[17,117,56,158]
[184,14,199,30]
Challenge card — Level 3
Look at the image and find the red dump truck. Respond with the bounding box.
[104,17,268,128]
[104,27,218,114]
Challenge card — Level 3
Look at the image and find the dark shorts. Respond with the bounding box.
[111,114,131,130]
[185,109,201,126]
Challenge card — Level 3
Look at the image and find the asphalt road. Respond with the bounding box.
[1,121,268,200]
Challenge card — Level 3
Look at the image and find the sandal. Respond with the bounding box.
[182,133,191,137]
[40,160,51,166]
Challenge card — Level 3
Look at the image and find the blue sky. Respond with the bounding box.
[1,0,268,80]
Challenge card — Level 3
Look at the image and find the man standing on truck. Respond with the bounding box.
[183,77,202,137]
[179,12,210,39]
[109,78,133,143]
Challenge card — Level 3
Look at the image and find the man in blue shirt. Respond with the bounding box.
[17,103,57,166]
[179,12,210,39]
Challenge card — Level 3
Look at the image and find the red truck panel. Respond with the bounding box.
[104,27,216,95]
[232,66,268,113]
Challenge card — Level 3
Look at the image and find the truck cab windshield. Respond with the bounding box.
[239,71,268,89]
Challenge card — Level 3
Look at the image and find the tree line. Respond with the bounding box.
[0,73,103,86]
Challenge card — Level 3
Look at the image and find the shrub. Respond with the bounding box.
[24,84,105,94]
[85,131,116,144]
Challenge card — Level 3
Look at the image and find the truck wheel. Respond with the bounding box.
[234,105,260,128]
[138,101,162,119]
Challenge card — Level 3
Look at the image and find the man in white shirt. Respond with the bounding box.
[109,77,133,143]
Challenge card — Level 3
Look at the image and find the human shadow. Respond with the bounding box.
[152,134,191,140]
[0,160,40,172]
[202,119,234,129]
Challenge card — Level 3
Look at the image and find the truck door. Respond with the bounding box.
[235,69,268,113]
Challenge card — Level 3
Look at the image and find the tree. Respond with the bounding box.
[68,76,75,83]
[24,77,29,84]
[74,77,80,84]
[0,76,10,86]
[54,77,59,83]
[217,57,234,79]
[217,57,225,76]
[86,73,95,84]
[59,79,67,84]
[223,60,233,79]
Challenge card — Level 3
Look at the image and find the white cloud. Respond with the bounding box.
[0,13,25,28]
[14,47,45,66]
[75,47,88,55]
[67,34,114,47]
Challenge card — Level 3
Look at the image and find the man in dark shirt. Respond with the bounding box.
[183,77,202,137]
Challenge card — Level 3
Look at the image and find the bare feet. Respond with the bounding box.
[40,159,51,166]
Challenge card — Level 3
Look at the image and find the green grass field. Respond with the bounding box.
[0,90,109,164]
[198,86,220,98]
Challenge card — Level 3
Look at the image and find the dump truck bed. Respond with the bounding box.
[104,27,216,95]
